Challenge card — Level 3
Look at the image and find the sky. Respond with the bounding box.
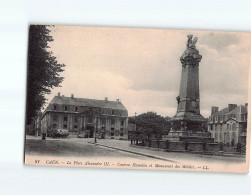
[44,26,251,117]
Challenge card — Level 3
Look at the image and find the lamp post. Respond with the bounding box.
[134,112,137,131]
[134,112,137,144]
[94,117,98,143]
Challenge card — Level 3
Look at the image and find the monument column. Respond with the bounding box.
[167,35,209,141]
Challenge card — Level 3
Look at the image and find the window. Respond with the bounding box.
[88,116,93,123]
[121,120,124,126]
[53,124,57,129]
[111,127,114,131]
[63,124,67,129]
[53,105,57,110]
[64,115,68,122]
[232,123,236,131]
[75,107,78,111]
[227,124,229,130]
[74,116,78,122]
[111,133,114,136]
[101,118,106,125]
[120,133,123,137]
[74,125,78,129]
[111,118,115,125]
[64,106,68,111]
[120,128,124,132]
[53,115,57,121]
[112,110,115,115]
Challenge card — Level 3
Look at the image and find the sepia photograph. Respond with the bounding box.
[24,25,250,173]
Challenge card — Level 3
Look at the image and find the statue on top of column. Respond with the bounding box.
[186,34,198,49]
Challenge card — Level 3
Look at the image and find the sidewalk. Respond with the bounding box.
[89,139,246,164]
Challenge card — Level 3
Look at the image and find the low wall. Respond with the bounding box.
[133,139,242,154]
[188,142,203,152]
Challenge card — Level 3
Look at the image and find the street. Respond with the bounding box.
[25,136,149,160]
[25,136,246,165]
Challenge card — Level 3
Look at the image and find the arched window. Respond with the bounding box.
[53,114,58,121]
[219,133,223,142]
[215,132,218,142]
[231,132,236,142]
[232,123,236,131]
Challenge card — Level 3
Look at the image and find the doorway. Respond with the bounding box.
[87,125,94,138]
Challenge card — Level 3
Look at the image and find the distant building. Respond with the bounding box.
[208,104,248,145]
[41,93,128,140]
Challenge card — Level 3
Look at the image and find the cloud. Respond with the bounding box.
[44,26,250,118]
[199,32,240,52]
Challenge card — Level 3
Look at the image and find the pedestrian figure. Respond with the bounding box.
[157,139,160,148]
[166,140,169,150]
[219,142,224,152]
[202,142,206,152]
[184,141,188,151]
[42,133,46,140]
[236,142,241,154]
[149,139,151,147]
[131,138,133,145]
[231,139,235,147]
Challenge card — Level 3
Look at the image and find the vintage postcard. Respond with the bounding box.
[25,25,250,173]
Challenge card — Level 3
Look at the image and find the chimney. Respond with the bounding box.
[105,97,108,102]
[116,99,120,103]
[228,104,237,112]
[211,106,219,115]
[58,92,60,97]
[71,94,74,99]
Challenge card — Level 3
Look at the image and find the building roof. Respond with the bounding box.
[210,105,247,118]
[50,95,127,111]
[228,105,247,115]
[211,107,229,117]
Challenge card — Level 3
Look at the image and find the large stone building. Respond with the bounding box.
[208,104,248,145]
[41,93,129,140]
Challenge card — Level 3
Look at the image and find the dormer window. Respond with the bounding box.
[75,107,78,111]
[64,106,68,111]
[53,105,57,110]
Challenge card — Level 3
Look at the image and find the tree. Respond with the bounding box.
[128,112,171,141]
[26,25,65,125]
